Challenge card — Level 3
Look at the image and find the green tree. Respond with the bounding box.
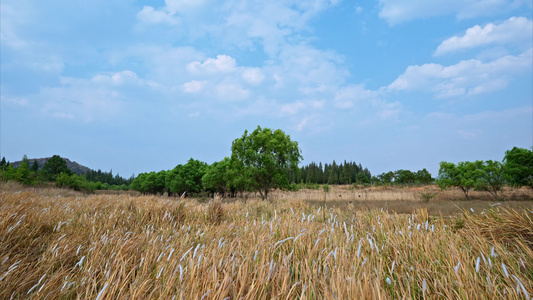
[202,158,231,195]
[15,161,33,185]
[503,147,533,189]
[231,126,302,201]
[166,159,208,196]
[41,155,72,181]
[377,171,394,185]
[476,160,505,200]
[415,169,433,184]
[394,169,416,185]
[31,160,39,172]
[437,161,479,200]
[0,157,7,170]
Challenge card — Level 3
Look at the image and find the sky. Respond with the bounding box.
[1,0,532,178]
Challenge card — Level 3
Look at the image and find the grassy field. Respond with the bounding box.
[1,182,532,299]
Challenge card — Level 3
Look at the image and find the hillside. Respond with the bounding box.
[11,157,91,175]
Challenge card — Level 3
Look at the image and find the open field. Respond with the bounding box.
[269,185,533,216]
[1,182,532,299]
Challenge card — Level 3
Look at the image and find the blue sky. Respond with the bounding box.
[1,0,532,178]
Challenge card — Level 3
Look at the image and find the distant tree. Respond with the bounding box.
[202,158,231,195]
[0,157,6,170]
[355,171,371,184]
[438,161,479,200]
[475,160,505,200]
[41,155,72,181]
[377,171,394,185]
[415,168,433,184]
[503,147,533,189]
[31,160,39,172]
[131,171,166,195]
[15,161,33,185]
[22,155,30,166]
[231,126,302,201]
[166,159,208,196]
[394,169,416,185]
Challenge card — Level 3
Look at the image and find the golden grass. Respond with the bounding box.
[1,182,532,299]
[270,184,533,202]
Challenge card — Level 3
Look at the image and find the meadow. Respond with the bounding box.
[1,182,532,299]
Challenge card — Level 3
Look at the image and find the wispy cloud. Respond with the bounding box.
[387,49,532,97]
[434,17,533,56]
[378,0,531,25]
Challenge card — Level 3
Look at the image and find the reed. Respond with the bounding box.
[1,183,532,299]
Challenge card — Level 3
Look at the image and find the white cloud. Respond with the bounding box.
[241,68,265,85]
[40,84,122,123]
[2,96,29,107]
[435,17,533,56]
[216,83,249,101]
[217,1,341,56]
[92,70,140,85]
[165,0,206,14]
[378,0,531,25]
[187,55,237,74]
[183,80,206,93]
[296,117,309,132]
[387,49,532,97]
[137,6,178,25]
[333,84,402,121]
[280,101,307,116]
[136,0,207,25]
[269,44,348,94]
[334,84,378,109]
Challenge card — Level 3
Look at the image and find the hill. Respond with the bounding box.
[11,157,91,175]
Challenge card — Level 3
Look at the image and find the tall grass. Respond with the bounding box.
[1,183,532,299]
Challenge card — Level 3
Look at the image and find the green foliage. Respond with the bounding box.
[374,168,433,186]
[83,169,133,186]
[166,159,208,196]
[56,173,96,192]
[322,184,330,193]
[231,126,302,200]
[438,161,479,200]
[31,160,39,172]
[476,160,505,199]
[131,171,166,195]
[14,161,34,185]
[503,147,533,189]
[0,157,7,170]
[202,157,244,196]
[41,155,72,181]
[377,171,394,185]
[0,159,37,185]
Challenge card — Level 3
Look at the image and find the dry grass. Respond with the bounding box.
[270,184,533,202]
[1,182,532,299]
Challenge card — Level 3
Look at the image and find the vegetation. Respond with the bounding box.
[1,183,531,299]
[291,161,372,185]
[1,136,531,202]
[374,169,434,186]
[0,155,131,192]
[504,146,533,189]
[231,126,302,200]
[438,159,509,200]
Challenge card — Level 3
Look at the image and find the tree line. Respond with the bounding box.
[0,155,133,192]
[2,130,532,201]
[130,126,302,200]
[437,147,533,200]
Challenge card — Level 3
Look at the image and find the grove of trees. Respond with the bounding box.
[437,147,533,200]
[0,155,132,192]
[131,126,302,200]
[2,134,532,202]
